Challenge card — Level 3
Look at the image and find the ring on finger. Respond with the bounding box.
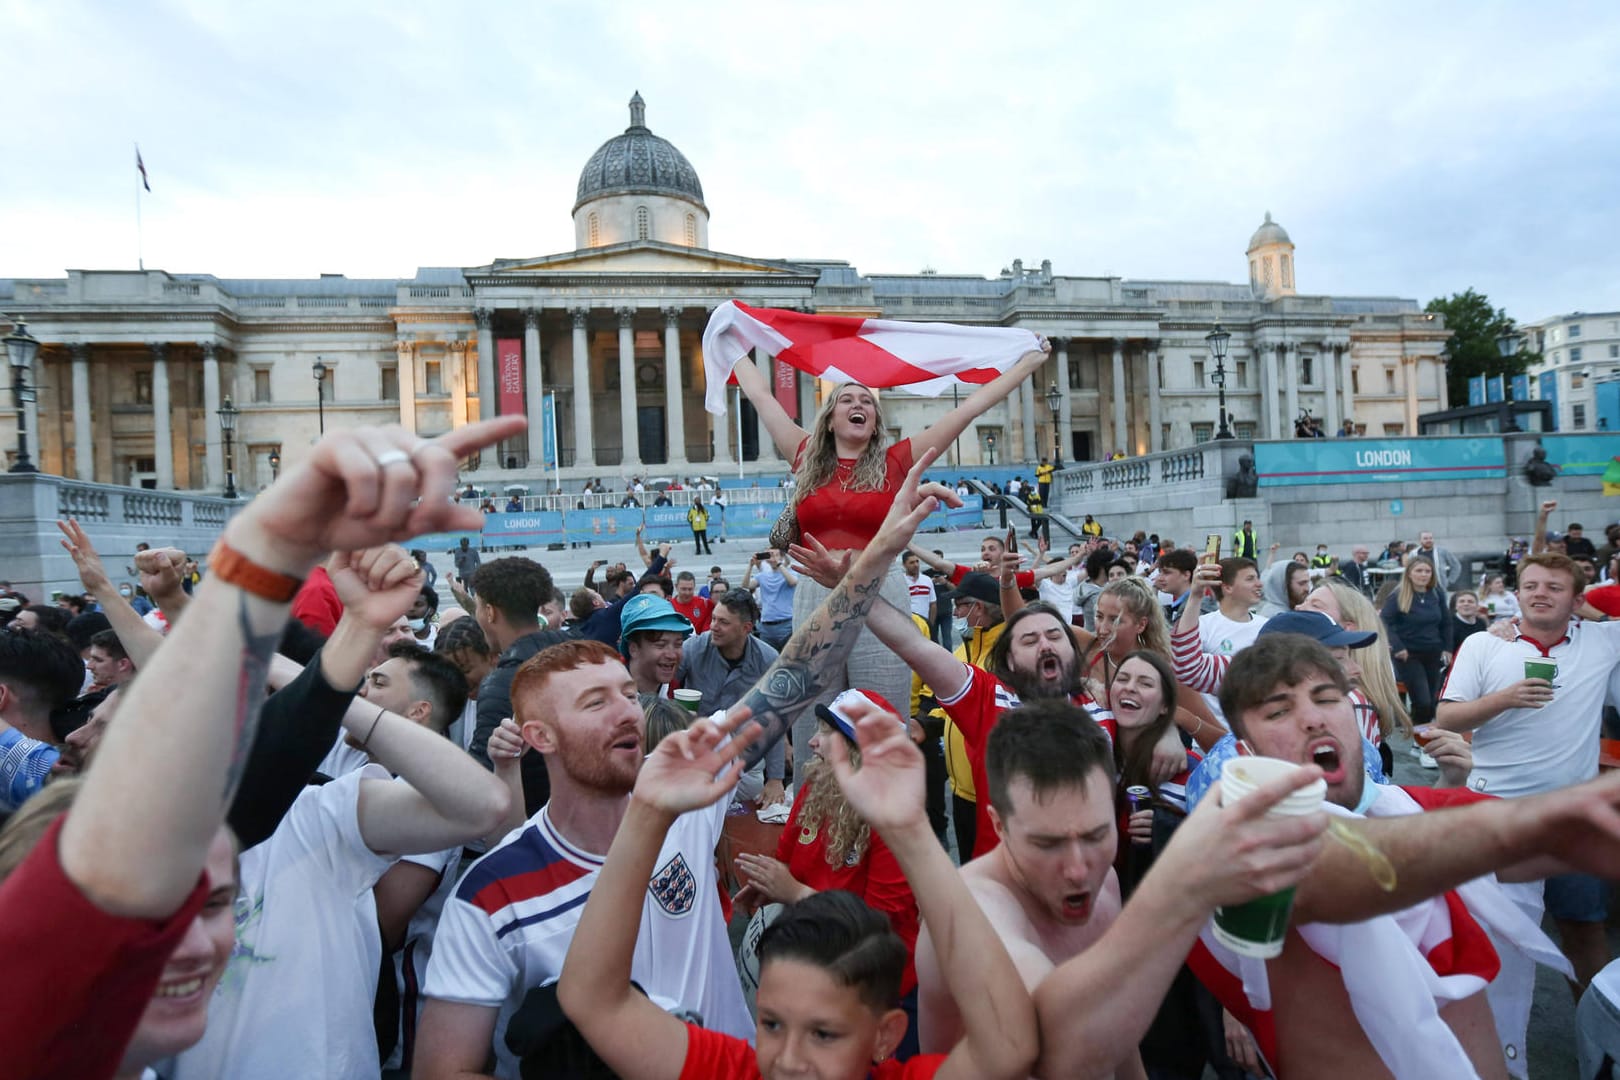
[375,449,412,468]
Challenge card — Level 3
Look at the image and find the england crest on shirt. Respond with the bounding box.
[649,852,698,917]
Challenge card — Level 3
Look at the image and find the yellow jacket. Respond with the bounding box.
[687,505,708,530]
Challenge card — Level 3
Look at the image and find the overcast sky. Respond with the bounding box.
[4,1,1616,324]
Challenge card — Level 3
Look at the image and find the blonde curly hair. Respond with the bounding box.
[791,383,891,510]
[794,732,872,869]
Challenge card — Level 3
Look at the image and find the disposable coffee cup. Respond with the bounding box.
[673,688,703,713]
[1523,659,1558,686]
[1212,756,1326,959]
[1486,600,1497,614]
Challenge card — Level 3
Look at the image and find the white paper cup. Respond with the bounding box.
[1212,756,1326,959]
[673,688,703,712]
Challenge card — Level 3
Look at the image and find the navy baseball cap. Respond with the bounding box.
[1258,610,1377,649]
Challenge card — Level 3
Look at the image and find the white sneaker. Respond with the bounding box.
[1418,751,1438,769]
[1410,745,1425,759]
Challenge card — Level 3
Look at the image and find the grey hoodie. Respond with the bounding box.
[1257,560,1303,619]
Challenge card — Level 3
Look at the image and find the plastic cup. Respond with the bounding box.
[1523,659,1558,686]
[1212,756,1326,959]
[1486,599,1496,615]
[1412,724,1439,747]
[673,689,703,713]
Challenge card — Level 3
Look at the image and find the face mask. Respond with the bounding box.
[953,617,970,641]
[407,617,426,632]
[119,588,132,597]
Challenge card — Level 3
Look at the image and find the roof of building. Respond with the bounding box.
[1247,211,1292,250]
[574,92,706,212]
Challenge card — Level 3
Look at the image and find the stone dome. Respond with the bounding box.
[574,92,706,213]
[1247,211,1291,251]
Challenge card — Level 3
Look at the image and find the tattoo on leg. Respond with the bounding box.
[224,595,282,802]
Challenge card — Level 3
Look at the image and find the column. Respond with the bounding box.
[70,344,93,481]
[1054,338,1072,461]
[663,307,688,466]
[1019,378,1037,463]
[1111,338,1127,455]
[1340,345,1356,432]
[474,308,494,421]
[524,309,544,464]
[616,307,641,471]
[798,368,815,426]
[569,307,595,469]
[1145,340,1162,453]
[1261,344,1280,439]
[200,343,222,490]
[1283,343,1300,435]
[150,343,174,489]
[1321,343,1339,436]
[447,341,468,429]
[396,341,417,433]
[1403,355,1419,434]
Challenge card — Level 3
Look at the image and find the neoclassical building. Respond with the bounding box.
[1,93,1450,492]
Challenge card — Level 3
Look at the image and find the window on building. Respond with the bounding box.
[1301,355,1314,385]
[1384,369,1396,395]
[1281,254,1293,289]
[1384,423,1405,436]
[1249,259,1259,289]
[135,370,153,405]
[1573,404,1587,429]
[1571,347,1583,363]
[636,206,650,240]
[684,213,696,247]
[1161,423,1172,448]
[424,360,442,396]
[588,212,600,247]
[1236,360,1248,389]
[1571,372,1586,390]
[1263,259,1274,287]
[1234,421,1257,439]
[1192,360,1206,388]
[1192,422,1214,443]
[253,369,272,403]
[1609,344,1619,359]
[1570,323,1582,338]
[1068,356,1099,391]
[380,365,399,401]
[1351,368,1360,395]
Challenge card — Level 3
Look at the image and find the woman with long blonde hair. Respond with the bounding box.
[732,343,1048,780]
[1088,577,1223,751]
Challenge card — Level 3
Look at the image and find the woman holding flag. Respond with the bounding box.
[702,299,1048,782]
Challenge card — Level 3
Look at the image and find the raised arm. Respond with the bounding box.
[907,542,953,577]
[57,518,166,669]
[135,546,192,625]
[828,701,1037,1080]
[1171,564,1227,692]
[731,353,810,461]
[1531,499,1556,555]
[57,416,525,919]
[911,347,1049,463]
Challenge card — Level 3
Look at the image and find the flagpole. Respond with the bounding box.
[133,142,145,271]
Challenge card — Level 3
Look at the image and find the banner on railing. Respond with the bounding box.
[496,338,524,417]
[410,497,986,552]
[1540,434,1620,476]
[1253,438,1506,486]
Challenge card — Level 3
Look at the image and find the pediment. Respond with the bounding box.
[471,241,818,279]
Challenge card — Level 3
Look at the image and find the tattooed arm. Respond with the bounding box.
[54,417,526,920]
[737,449,962,767]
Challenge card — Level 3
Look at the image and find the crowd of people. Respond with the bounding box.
[4,363,1620,1079]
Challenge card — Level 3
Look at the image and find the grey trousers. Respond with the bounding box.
[789,561,913,784]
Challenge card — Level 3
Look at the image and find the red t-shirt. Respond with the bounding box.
[793,439,915,551]
[937,664,1117,858]
[948,563,1036,590]
[673,594,713,634]
[1585,584,1620,618]
[290,565,342,637]
[0,815,210,1080]
[775,780,920,995]
[679,1023,945,1080]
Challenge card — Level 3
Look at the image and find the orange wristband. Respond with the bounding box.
[207,539,305,603]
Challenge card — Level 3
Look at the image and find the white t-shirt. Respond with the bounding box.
[168,766,398,1080]
[1441,619,1620,798]
[1038,568,1084,623]
[316,730,371,779]
[1198,608,1268,726]
[423,800,752,1078]
[905,571,935,620]
[384,845,462,1072]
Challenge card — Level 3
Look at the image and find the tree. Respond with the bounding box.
[1425,288,1540,405]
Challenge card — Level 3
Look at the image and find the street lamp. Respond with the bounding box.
[3,318,40,473]
[1044,381,1063,465]
[1205,322,1235,440]
[268,449,281,482]
[986,432,997,467]
[218,395,239,499]
[1496,329,1522,364]
[312,358,327,434]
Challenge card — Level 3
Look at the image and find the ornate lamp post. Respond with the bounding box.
[1044,382,1063,465]
[268,449,281,482]
[3,318,40,473]
[1205,322,1235,440]
[218,395,239,499]
[986,432,997,467]
[1496,329,1524,431]
[312,358,327,434]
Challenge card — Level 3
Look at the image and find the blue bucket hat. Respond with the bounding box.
[618,594,693,656]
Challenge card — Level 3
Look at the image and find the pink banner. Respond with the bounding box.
[496,338,524,416]
[773,355,798,420]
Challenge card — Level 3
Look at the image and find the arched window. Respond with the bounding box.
[636,205,650,240]
[1249,259,1259,289]
[1263,258,1274,287]
[684,213,697,247]
[587,212,600,247]
[1281,254,1293,288]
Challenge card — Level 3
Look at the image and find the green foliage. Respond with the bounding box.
[1424,288,1541,404]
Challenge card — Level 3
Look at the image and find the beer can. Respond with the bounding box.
[1126,785,1151,812]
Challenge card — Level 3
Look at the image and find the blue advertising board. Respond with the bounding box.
[1511,374,1529,403]
[1467,376,1486,407]
[1253,438,1506,487]
[1540,371,1559,431]
[1486,376,1504,404]
[1539,434,1620,476]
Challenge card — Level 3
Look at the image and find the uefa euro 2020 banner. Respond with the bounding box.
[1253,438,1507,487]
[411,496,986,551]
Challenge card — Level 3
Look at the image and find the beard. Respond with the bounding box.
[1003,653,1080,701]
[553,722,641,795]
